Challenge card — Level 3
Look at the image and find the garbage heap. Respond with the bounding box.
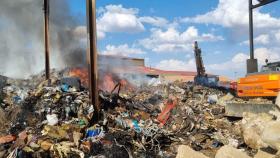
[0,72,277,158]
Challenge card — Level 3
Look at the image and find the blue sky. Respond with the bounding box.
[68,0,280,79]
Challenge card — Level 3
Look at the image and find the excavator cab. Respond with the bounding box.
[194,75,219,87]
[261,61,280,72]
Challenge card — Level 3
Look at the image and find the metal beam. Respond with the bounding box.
[247,0,258,73]
[249,0,254,60]
[86,0,99,117]
[44,0,50,80]
[252,0,279,9]
[43,0,50,80]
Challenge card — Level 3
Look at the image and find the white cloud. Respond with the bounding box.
[231,53,249,64]
[255,47,280,64]
[276,30,280,42]
[241,34,270,45]
[156,59,196,71]
[139,26,223,53]
[96,5,174,38]
[97,5,145,34]
[255,34,270,45]
[139,16,169,27]
[208,47,280,72]
[208,53,248,71]
[101,44,145,57]
[183,0,280,29]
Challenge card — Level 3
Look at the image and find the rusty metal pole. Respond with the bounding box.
[44,0,50,80]
[87,0,99,118]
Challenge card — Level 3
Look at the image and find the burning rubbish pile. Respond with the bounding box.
[0,70,279,158]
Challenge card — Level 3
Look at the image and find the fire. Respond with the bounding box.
[68,67,135,92]
[69,67,88,86]
[101,73,135,92]
[101,73,116,92]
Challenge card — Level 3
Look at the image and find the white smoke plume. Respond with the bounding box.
[0,0,86,78]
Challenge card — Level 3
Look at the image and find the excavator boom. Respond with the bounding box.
[193,41,219,87]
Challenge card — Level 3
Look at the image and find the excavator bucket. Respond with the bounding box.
[225,102,279,117]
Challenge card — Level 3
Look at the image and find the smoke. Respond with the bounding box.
[0,0,87,78]
[0,0,155,90]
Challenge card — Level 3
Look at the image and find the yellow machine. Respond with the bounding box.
[225,61,280,117]
[237,61,280,98]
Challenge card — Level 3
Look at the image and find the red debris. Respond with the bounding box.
[157,99,177,125]
[0,135,16,144]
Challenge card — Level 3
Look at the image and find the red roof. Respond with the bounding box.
[109,66,197,76]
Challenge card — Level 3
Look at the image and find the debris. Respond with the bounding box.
[157,98,176,125]
[51,141,84,158]
[0,135,16,144]
[254,150,275,158]
[29,142,40,150]
[0,75,7,90]
[42,125,69,140]
[61,83,70,92]
[217,93,234,106]
[85,125,105,141]
[46,114,59,126]
[0,71,270,157]
[170,85,185,94]
[276,92,280,108]
[176,145,209,158]
[40,140,53,151]
[0,150,7,158]
[208,94,218,104]
[215,145,251,158]
[0,75,7,102]
[60,77,81,91]
[22,146,34,153]
[7,147,18,158]
[73,131,82,147]
[0,107,7,127]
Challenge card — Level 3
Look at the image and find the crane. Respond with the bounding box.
[193,41,219,87]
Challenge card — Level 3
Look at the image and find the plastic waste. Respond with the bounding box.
[85,126,105,142]
[46,114,59,126]
[131,120,141,133]
[61,84,70,92]
[208,95,218,104]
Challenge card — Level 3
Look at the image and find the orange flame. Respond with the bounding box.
[101,73,116,92]
[68,67,135,92]
[69,68,88,86]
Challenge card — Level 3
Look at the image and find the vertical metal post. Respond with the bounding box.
[87,0,99,117]
[44,0,50,80]
[249,0,254,59]
[246,0,258,73]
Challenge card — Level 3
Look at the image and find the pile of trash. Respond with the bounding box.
[0,71,279,158]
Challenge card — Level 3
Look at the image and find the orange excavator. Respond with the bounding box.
[237,61,280,98]
[226,61,280,117]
